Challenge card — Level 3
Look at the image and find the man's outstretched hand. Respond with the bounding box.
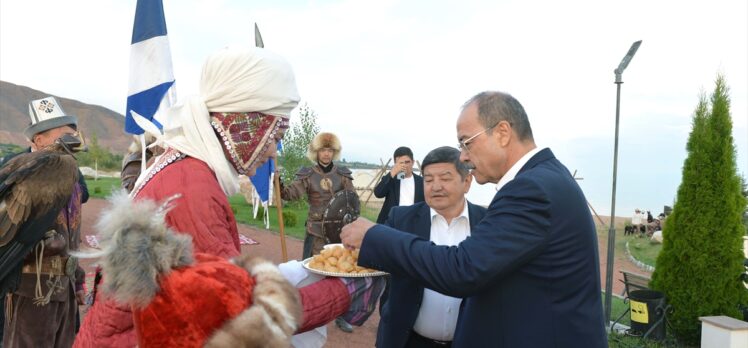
[341,218,376,250]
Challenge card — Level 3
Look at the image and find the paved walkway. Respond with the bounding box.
[79,198,646,347]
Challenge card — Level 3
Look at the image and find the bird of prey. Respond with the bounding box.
[0,133,86,293]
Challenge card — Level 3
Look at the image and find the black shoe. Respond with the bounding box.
[335,317,353,333]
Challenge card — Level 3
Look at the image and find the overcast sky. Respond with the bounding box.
[1,0,746,218]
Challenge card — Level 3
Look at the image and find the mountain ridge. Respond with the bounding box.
[0,80,131,151]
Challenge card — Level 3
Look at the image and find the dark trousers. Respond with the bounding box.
[302,234,326,259]
[4,290,77,348]
[379,275,391,314]
[0,298,4,345]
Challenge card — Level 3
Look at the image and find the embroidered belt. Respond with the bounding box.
[21,256,77,277]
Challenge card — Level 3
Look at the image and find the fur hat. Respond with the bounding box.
[86,192,302,347]
[306,132,341,162]
[25,96,78,140]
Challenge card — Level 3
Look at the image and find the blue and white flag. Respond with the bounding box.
[250,142,283,228]
[125,0,176,135]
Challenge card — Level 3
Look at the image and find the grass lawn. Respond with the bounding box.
[597,225,661,269]
[85,177,122,198]
[229,195,380,240]
[608,332,670,347]
[625,235,662,267]
[608,293,630,326]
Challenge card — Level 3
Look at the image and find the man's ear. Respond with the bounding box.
[495,120,513,147]
[30,134,42,150]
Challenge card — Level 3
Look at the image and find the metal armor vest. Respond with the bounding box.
[282,164,354,238]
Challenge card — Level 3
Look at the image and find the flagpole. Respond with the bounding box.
[273,170,288,262]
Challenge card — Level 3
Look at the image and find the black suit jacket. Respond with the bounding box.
[373,173,424,223]
[377,201,486,348]
[360,149,607,347]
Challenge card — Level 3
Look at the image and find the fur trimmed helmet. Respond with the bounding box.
[306,132,341,162]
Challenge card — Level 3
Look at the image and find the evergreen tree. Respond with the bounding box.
[75,133,123,171]
[650,75,748,344]
[279,102,319,190]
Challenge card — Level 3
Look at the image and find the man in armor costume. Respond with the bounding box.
[281,131,359,333]
[281,132,358,259]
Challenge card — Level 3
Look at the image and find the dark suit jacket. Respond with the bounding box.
[373,173,424,223]
[377,201,486,348]
[360,148,607,347]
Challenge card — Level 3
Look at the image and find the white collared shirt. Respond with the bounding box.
[398,175,415,206]
[412,200,470,341]
[495,147,544,192]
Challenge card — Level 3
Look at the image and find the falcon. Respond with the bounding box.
[0,133,86,292]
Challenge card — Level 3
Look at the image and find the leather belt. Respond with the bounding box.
[410,331,452,347]
[21,256,77,277]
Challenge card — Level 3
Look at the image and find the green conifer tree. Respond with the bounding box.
[650,75,748,344]
[278,102,319,207]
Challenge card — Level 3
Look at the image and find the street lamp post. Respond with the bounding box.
[604,40,642,327]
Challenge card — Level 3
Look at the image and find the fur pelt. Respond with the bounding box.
[205,255,302,348]
[306,132,341,162]
[79,191,194,308]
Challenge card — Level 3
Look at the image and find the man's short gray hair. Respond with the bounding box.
[463,91,534,142]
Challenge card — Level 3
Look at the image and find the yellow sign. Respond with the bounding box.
[630,300,649,324]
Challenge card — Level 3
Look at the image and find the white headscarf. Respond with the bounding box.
[133,45,300,196]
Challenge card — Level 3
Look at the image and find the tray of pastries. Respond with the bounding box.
[302,244,387,277]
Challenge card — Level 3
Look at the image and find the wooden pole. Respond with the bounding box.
[588,201,607,229]
[273,171,288,262]
[572,170,607,229]
[364,158,391,206]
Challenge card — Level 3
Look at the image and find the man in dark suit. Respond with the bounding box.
[378,146,486,348]
[343,91,607,347]
[372,146,425,311]
[374,146,425,223]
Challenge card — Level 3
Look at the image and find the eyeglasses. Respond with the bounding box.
[458,123,498,151]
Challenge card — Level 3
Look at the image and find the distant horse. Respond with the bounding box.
[624,224,647,237]
[624,225,636,236]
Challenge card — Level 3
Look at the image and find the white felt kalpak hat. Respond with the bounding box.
[24,96,78,140]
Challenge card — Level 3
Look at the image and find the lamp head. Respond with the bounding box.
[614,40,642,82]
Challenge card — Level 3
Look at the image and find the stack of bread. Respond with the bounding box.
[307,245,378,274]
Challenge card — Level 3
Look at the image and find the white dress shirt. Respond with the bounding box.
[495,147,544,192]
[412,200,470,341]
[398,175,415,206]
